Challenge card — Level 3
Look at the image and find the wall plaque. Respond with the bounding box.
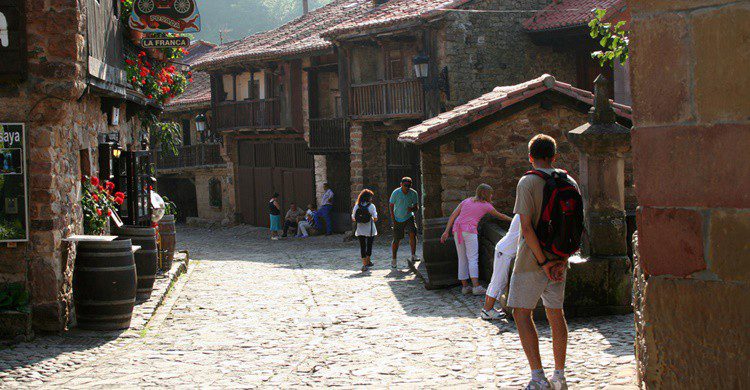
[129,0,201,33]
[0,123,28,242]
[140,36,190,49]
[0,0,27,83]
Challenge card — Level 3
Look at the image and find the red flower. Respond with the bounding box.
[105,181,115,191]
[125,59,135,66]
[114,192,125,199]
[92,194,99,202]
[90,177,100,187]
[189,78,194,83]
[114,197,124,206]
[147,94,153,99]
[107,209,112,217]
[96,209,103,216]
[138,51,146,57]
[187,71,192,77]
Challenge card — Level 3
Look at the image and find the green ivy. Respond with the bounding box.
[162,196,179,217]
[589,8,629,67]
[140,111,183,157]
[0,283,30,313]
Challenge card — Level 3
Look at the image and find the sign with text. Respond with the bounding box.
[140,36,190,49]
[0,0,27,82]
[129,0,201,34]
[0,123,28,242]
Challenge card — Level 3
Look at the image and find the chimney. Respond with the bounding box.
[302,0,309,15]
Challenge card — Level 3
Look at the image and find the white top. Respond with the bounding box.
[495,214,521,257]
[321,189,334,206]
[351,203,378,237]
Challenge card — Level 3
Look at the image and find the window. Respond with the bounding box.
[454,136,472,153]
[208,178,222,208]
[387,48,405,80]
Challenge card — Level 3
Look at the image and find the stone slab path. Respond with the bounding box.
[0,226,637,389]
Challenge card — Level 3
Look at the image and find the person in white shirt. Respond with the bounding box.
[352,189,378,272]
[297,204,317,237]
[481,214,521,320]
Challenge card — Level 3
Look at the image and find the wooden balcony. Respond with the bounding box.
[349,79,424,120]
[308,117,350,154]
[155,143,225,172]
[215,98,281,131]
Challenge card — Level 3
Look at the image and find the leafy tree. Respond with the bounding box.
[589,8,629,66]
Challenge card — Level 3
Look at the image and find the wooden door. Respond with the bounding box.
[236,139,315,227]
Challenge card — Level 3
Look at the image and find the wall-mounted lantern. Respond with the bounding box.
[412,53,429,79]
[195,113,207,133]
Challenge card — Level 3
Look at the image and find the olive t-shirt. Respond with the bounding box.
[512,168,579,274]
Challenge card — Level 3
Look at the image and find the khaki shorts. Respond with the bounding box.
[507,268,566,309]
[393,217,417,240]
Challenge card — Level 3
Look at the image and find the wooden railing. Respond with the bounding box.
[349,79,424,119]
[156,143,225,170]
[215,98,281,131]
[308,117,350,153]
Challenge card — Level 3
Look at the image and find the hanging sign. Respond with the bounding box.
[0,0,27,82]
[140,36,190,49]
[0,123,28,242]
[129,0,201,34]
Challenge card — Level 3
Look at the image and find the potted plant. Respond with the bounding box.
[73,177,137,330]
[158,196,178,271]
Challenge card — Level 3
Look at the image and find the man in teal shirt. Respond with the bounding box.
[389,177,420,268]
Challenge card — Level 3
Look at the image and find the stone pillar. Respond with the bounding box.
[629,1,749,388]
[349,122,364,206]
[567,76,631,259]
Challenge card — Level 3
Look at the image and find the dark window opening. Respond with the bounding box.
[454,137,472,154]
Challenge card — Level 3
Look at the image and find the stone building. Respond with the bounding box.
[398,74,633,219]
[629,1,749,388]
[157,41,237,225]
[321,0,579,227]
[0,0,152,335]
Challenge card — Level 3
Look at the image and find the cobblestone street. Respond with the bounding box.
[1,226,636,388]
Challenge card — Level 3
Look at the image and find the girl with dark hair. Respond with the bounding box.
[269,193,282,240]
[352,189,378,272]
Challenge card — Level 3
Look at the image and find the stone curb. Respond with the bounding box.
[128,253,189,332]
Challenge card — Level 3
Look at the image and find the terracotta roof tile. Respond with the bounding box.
[194,0,473,70]
[523,0,625,32]
[165,71,210,112]
[398,74,632,145]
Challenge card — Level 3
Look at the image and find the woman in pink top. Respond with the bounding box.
[441,184,512,295]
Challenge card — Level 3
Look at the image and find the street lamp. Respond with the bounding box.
[412,53,429,78]
[195,113,207,133]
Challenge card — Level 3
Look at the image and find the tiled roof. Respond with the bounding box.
[523,0,625,32]
[321,0,472,39]
[164,71,211,112]
[193,0,369,70]
[194,0,471,70]
[398,74,632,145]
[165,41,216,111]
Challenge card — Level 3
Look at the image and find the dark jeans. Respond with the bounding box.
[282,220,296,236]
[358,236,374,258]
[314,204,333,234]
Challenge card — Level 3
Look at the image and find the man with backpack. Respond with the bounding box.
[508,134,583,390]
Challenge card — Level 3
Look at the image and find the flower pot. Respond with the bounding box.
[147,48,166,61]
[74,239,137,330]
[158,214,176,272]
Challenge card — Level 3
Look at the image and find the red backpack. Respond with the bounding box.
[524,169,584,258]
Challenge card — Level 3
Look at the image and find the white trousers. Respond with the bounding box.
[486,252,513,299]
[298,220,312,236]
[455,232,479,280]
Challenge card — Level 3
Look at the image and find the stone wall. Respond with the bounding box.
[438,0,577,109]
[193,168,235,224]
[434,101,583,217]
[0,1,144,332]
[629,1,750,388]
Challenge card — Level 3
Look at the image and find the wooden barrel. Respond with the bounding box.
[73,239,137,330]
[422,217,459,288]
[113,226,159,301]
[158,215,176,272]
